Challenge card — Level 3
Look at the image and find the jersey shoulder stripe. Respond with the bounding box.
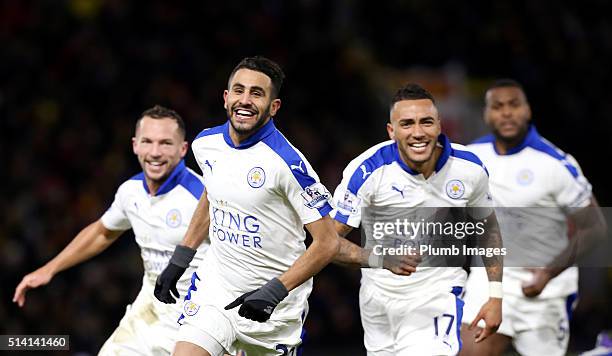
[470,134,495,144]
[179,168,205,200]
[262,130,316,188]
[195,122,227,141]
[346,141,397,195]
[262,130,332,216]
[450,144,489,176]
[130,172,145,181]
[529,137,579,178]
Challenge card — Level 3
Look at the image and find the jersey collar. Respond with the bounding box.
[394,134,452,175]
[222,118,277,149]
[142,159,187,196]
[493,124,539,155]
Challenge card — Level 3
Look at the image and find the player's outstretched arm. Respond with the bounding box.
[279,215,340,291]
[469,211,503,343]
[13,220,123,307]
[155,190,210,304]
[225,215,340,323]
[332,221,418,276]
[332,220,364,266]
[522,196,607,297]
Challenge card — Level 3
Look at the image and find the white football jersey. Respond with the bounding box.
[331,134,493,299]
[191,119,332,321]
[101,160,208,296]
[468,125,592,297]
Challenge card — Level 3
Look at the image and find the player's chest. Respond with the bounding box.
[201,150,281,206]
[370,169,472,207]
[123,194,191,245]
[484,156,552,205]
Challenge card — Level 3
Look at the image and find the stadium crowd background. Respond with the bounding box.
[1,1,611,355]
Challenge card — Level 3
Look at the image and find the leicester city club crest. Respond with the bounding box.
[184,300,200,316]
[516,169,534,186]
[247,167,266,188]
[166,209,182,228]
[445,179,465,199]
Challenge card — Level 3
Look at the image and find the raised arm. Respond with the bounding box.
[13,220,124,307]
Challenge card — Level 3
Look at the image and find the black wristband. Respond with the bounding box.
[169,245,197,268]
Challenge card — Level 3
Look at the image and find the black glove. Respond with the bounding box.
[224,278,289,322]
[154,245,196,304]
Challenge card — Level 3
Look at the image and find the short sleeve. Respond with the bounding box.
[279,159,333,225]
[100,189,132,231]
[330,159,373,228]
[467,169,494,220]
[552,154,592,211]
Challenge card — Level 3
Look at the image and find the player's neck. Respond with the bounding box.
[146,179,161,196]
[402,146,441,179]
[228,118,270,146]
[493,131,528,155]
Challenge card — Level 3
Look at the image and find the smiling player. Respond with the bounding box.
[14,105,208,355]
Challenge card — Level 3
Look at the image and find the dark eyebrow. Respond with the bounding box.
[249,86,266,94]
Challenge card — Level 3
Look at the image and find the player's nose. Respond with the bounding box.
[149,142,162,157]
[238,92,252,105]
[500,106,513,118]
[411,124,426,138]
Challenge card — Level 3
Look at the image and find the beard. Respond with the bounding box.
[227,103,271,136]
[492,123,529,145]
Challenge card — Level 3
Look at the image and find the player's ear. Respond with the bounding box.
[526,104,532,123]
[269,98,281,117]
[223,89,229,110]
[387,122,395,140]
[132,136,138,154]
[180,141,188,158]
[483,108,491,126]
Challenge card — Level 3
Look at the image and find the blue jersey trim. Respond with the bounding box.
[195,122,227,140]
[220,119,277,149]
[451,148,489,176]
[471,134,495,144]
[346,142,398,195]
[177,271,201,326]
[345,134,454,196]
[262,130,332,216]
[179,169,205,200]
[130,172,145,181]
[130,160,193,196]
[129,160,204,197]
[196,119,278,149]
[528,138,579,179]
[473,125,579,178]
[434,134,452,172]
[454,288,465,351]
[565,292,578,321]
[155,160,187,196]
[334,212,350,225]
